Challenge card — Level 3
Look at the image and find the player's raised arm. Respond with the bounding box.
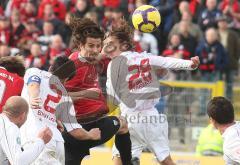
[148,54,200,70]
[68,88,101,101]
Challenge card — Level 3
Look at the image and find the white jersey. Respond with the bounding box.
[0,114,45,165]
[222,122,240,165]
[107,51,194,116]
[21,68,81,143]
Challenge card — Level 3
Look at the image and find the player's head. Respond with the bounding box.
[69,16,104,57]
[0,55,25,77]
[207,97,234,128]
[2,96,29,127]
[49,55,76,83]
[103,18,134,59]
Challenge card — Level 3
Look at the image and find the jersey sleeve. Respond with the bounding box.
[54,79,82,132]
[106,61,121,106]
[24,68,42,85]
[0,117,45,165]
[148,54,193,70]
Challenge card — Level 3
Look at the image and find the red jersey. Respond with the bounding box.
[65,52,109,121]
[0,67,24,112]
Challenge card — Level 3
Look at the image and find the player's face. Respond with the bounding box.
[80,37,102,57]
[102,36,122,59]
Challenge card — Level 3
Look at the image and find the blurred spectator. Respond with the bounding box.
[196,124,223,156]
[163,34,190,60]
[198,0,222,31]
[0,16,10,45]
[92,0,105,24]
[4,0,27,17]
[189,0,205,23]
[0,6,4,16]
[217,15,240,100]
[22,18,41,42]
[196,28,228,115]
[84,11,98,24]
[0,44,11,57]
[102,7,113,31]
[154,0,176,34]
[72,0,90,18]
[219,0,240,32]
[38,21,55,53]
[38,0,66,21]
[20,2,37,22]
[196,28,228,80]
[59,12,72,47]
[170,11,203,42]
[9,9,25,47]
[178,20,198,58]
[39,4,63,34]
[173,1,191,24]
[25,42,48,70]
[48,34,66,64]
[112,8,124,27]
[134,30,159,55]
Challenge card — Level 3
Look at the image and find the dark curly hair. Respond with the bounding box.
[0,55,25,77]
[107,18,134,51]
[69,16,104,48]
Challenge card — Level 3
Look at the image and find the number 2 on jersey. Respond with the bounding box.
[128,58,152,90]
[0,80,6,103]
[44,84,62,114]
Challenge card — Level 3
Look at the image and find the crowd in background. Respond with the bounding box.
[0,0,240,100]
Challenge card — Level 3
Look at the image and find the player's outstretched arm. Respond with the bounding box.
[68,128,101,140]
[149,55,200,70]
[68,88,101,101]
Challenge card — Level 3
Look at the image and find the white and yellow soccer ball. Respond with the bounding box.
[132,5,161,33]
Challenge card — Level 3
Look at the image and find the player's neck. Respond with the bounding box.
[218,122,235,134]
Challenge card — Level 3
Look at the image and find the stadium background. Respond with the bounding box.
[1,0,240,164]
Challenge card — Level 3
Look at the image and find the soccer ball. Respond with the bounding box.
[132,5,161,33]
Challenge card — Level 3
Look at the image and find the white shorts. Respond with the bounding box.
[24,139,65,165]
[113,110,170,162]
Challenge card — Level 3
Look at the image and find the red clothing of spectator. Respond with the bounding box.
[0,6,4,16]
[48,47,66,59]
[10,0,28,10]
[162,45,190,60]
[219,0,240,13]
[104,0,120,8]
[38,0,66,21]
[189,0,201,16]
[0,29,11,45]
[25,55,47,69]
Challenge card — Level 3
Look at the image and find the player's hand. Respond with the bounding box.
[190,56,200,69]
[37,127,53,144]
[57,120,64,133]
[88,128,101,140]
[29,97,42,109]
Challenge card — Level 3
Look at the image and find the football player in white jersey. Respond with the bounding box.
[21,56,101,164]
[102,19,199,165]
[0,96,52,165]
[207,97,240,165]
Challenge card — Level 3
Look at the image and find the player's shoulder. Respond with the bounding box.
[69,51,79,60]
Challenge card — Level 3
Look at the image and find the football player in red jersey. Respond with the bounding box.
[63,17,132,165]
[0,56,25,112]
